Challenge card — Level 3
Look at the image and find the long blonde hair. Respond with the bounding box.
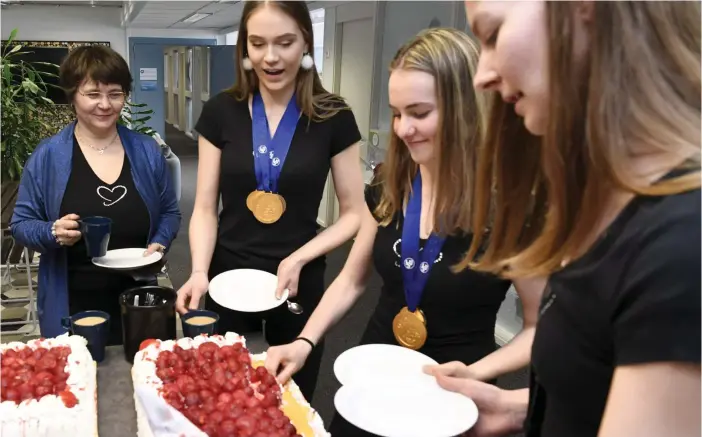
[228,1,348,121]
[459,2,701,278]
[374,28,488,236]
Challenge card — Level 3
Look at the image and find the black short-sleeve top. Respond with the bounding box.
[526,183,701,437]
[195,92,361,265]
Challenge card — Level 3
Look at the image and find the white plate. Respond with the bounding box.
[92,248,162,270]
[334,344,439,388]
[334,381,479,437]
[208,269,289,313]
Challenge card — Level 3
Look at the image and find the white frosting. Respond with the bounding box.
[132,333,329,437]
[0,334,97,437]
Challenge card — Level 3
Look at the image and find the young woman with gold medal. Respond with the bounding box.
[264,28,546,437]
[175,1,365,402]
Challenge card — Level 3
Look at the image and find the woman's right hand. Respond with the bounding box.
[264,340,314,385]
[176,271,209,314]
[52,214,82,246]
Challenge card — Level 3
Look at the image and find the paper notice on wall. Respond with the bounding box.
[139,68,157,81]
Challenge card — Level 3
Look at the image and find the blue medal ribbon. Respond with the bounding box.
[401,173,446,312]
[251,92,300,193]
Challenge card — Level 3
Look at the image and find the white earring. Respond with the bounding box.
[242,57,253,71]
[300,53,314,70]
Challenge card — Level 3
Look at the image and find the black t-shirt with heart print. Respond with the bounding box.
[60,136,151,274]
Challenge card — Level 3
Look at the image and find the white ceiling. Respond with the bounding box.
[128,1,244,29]
[127,0,330,30]
[0,0,123,7]
[0,0,334,31]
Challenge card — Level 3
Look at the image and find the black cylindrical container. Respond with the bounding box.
[119,285,177,363]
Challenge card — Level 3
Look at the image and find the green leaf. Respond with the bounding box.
[21,78,40,94]
[7,29,18,45]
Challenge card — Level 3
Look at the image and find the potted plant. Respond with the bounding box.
[119,100,156,137]
[1,29,58,228]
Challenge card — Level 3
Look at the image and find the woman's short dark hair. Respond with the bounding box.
[59,45,132,102]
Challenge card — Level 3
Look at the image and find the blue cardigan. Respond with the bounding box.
[10,122,182,338]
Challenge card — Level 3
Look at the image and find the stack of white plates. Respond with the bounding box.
[333,344,479,437]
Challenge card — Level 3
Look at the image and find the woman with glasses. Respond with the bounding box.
[11,45,181,343]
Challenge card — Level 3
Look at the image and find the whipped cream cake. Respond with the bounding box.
[0,334,98,437]
[132,333,329,437]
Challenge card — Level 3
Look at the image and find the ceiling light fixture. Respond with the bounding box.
[181,12,212,23]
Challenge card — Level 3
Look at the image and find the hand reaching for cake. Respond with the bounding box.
[264,339,314,385]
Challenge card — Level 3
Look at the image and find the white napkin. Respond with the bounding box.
[134,385,204,437]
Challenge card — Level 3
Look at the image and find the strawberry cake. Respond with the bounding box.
[132,333,329,437]
[0,334,98,436]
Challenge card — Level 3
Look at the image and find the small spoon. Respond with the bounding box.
[287,301,303,314]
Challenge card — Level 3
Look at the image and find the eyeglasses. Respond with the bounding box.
[78,90,126,102]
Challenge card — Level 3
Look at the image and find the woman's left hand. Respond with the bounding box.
[144,243,165,257]
[275,255,303,299]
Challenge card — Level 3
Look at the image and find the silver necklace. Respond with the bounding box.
[76,126,119,155]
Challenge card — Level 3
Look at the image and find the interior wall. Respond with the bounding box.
[1,5,127,58]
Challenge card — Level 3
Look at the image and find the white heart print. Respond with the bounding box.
[97,185,127,207]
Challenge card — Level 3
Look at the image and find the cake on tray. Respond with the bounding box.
[132,332,329,437]
[0,334,98,437]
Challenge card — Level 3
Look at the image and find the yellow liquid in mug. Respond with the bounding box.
[185,316,216,326]
[74,316,106,326]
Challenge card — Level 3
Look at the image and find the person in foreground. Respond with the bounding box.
[10,45,181,343]
[175,1,365,401]
[264,28,545,436]
[427,2,701,437]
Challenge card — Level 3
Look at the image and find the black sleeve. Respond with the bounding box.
[195,94,224,149]
[613,211,701,366]
[364,173,383,221]
[329,107,362,158]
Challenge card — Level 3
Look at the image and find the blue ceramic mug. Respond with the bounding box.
[61,310,110,363]
[181,310,220,338]
[78,216,112,258]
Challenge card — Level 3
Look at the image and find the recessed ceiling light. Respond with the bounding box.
[182,12,212,23]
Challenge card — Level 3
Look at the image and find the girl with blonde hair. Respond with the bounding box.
[265,27,545,436]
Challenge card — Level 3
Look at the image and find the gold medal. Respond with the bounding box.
[246,190,265,212]
[253,192,285,224]
[392,306,427,350]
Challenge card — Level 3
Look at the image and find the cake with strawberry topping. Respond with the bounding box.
[0,334,98,437]
[132,333,329,437]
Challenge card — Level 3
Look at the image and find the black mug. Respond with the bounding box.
[61,310,110,363]
[78,216,112,258]
[181,310,220,338]
[119,285,177,363]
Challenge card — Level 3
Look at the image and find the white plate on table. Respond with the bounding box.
[334,380,479,437]
[208,269,288,312]
[334,344,439,388]
[92,248,162,270]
